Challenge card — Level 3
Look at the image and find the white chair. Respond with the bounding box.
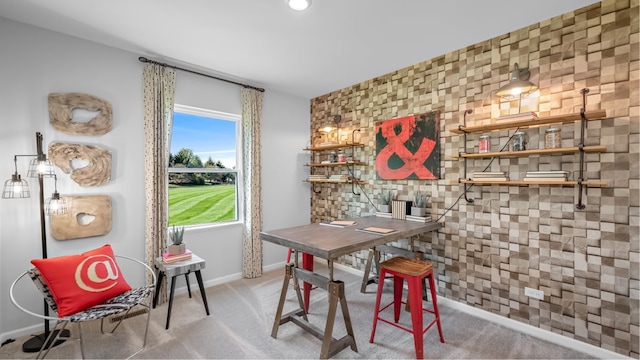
[10,255,156,359]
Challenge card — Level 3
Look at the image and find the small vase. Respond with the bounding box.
[168,243,186,255]
[411,207,428,217]
[378,204,391,213]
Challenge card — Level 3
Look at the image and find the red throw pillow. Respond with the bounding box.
[31,244,132,317]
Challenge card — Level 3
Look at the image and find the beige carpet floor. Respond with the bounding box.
[0,264,592,359]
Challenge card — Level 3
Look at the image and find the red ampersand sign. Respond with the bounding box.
[376,115,436,179]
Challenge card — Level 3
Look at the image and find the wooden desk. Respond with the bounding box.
[260,216,441,359]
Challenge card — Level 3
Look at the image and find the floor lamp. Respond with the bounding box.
[2,132,70,353]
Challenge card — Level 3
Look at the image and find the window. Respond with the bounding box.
[168,104,242,227]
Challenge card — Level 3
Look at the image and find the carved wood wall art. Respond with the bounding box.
[49,142,112,186]
[48,93,113,135]
[51,195,112,240]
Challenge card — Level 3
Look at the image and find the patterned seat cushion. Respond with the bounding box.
[67,285,154,322]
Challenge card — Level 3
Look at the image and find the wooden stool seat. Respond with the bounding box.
[369,256,444,359]
[379,256,432,276]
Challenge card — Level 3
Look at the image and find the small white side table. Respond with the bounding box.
[153,254,210,329]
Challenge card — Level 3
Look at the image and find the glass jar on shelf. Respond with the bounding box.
[479,135,490,153]
[545,127,561,149]
[512,131,528,151]
[329,151,337,163]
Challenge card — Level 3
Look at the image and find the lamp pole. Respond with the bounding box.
[20,132,69,353]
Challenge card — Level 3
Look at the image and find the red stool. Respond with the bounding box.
[369,256,444,359]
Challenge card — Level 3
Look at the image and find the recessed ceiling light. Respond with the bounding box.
[287,0,311,11]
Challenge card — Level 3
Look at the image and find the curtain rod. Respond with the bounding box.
[138,56,265,93]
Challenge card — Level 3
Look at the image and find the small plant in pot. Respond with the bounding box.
[168,225,186,255]
[411,192,430,217]
[378,191,395,213]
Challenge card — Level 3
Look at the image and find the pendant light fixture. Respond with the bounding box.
[2,157,30,199]
[45,175,68,215]
[496,63,538,100]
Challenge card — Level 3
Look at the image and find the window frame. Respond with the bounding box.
[169,104,243,228]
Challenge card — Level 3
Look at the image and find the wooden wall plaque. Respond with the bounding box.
[49,142,111,186]
[49,93,112,135]
[51,195,112,240]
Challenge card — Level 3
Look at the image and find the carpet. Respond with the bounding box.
[0,264,592,359]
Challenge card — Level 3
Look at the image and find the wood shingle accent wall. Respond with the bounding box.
[309,0,639,356]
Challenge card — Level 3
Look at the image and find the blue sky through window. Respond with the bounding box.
[171,112,237,168]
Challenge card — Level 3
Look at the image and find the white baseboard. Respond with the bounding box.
[328,260,628,360]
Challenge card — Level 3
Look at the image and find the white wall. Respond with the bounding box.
[0,18,310,342]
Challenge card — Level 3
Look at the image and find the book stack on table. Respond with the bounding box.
[472,172,509,181]
[162,249,192,264]
[523,171,569,182]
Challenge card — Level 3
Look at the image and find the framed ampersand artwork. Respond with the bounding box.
[375,111,441,180]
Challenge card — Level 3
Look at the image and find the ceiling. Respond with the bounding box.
[0,0,599,99]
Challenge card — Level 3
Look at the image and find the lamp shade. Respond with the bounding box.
[318,114,341,134]
[2,173,30,199]
[45,192,68,215]
[496,63,538,99]
[27,158,56,178]
[318,125,337,133]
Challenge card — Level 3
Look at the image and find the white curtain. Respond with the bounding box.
[143,64,176,304]
[241,88,264,278]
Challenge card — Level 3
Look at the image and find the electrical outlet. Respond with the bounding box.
[524,287,544,300]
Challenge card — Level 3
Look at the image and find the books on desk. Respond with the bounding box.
[377,212,430,222]
[406,215,432,222]
[356,227,397,235]
[319,220,356,228]
[162,249,192,264]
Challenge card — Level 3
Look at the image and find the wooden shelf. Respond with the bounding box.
[449,110,607,134]
[305,161,366,167]
[451,145,607,159]
[304,179,364,184]
[304,143,364,151]
[452,179,607,186]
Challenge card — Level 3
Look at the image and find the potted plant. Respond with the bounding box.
[168,225,186,255]
[411,192,430,217]
[378,191,394,213]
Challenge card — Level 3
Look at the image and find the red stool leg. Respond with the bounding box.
[428,273,445,343]
[286,248,292,263]
[409,275,425,359]
[369,268,387,343]
[393,274,404,323]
